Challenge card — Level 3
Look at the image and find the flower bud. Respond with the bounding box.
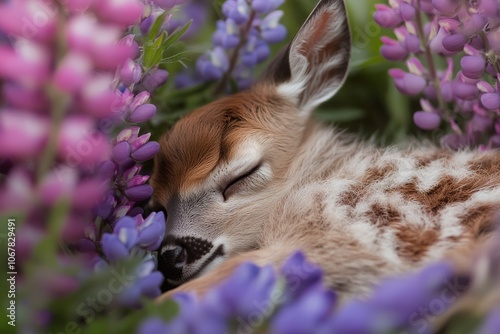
[127,104,157,123]
[432,0,460,15]
[442,33,466,53]
[389,69,426,95]
[413,111,441,130]
[252,0,284,14]
[119,59,142,87]
[381,37,408,61]
[374,5,402,28]
[131,142,160,161]
[141,69,169,92]
[481,93,500,110]
[124,184,153,201]
[452,82,478,100]
[400,3,416,21]
[460,56,485,80]
[102,234,129,261]
[112,142,132,165]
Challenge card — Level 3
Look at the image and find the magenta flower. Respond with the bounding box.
[0,110,49,160]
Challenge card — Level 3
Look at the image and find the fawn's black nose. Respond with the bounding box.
[157,245,187,282]
[157,236,214,288]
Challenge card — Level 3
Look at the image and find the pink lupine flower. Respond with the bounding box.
[53,52,93,93]
[93,0,144,26]
[57,116,111,167]
[0,110,49,160]
[0,0,57,43]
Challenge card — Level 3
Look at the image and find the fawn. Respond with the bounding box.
[151,0,500,301]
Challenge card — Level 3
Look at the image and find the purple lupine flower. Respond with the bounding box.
[222,0,251,24]
[476,308,500,334]
[141,69,169,92]
[124,184,154,201]
[127,104,157,123]
[389,69,427,95]
[280,251,323,301]
[136,211,166,251]
[102,234,130,261]
[119,59,142,87]
[197,47,230,81]
[373,4,403,28]
[271,288,336,334]
[481,93,500,110]
[381,36,409,61]
[414,111,442,130]
[252,0,284,14]
[138,318,169,333]
[432,0,460,15]
[213,19,240,48]
[261,11,287,43]
[196,0,287,90]
[131,142,160,162]
[118,254,164,307]
[375,0,500,148]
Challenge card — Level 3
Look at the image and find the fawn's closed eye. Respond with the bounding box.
[223,163,262,200]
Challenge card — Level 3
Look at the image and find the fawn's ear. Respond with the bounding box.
[263,0,351,114]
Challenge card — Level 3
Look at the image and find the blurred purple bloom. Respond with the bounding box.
[414,111,442,130]
[280,251,323,301]
[261,11,287,43]
[272,288,336,334]
[252,0,284,14]
[222,0,251,24]
[476,308,500,334]
[141,69,169,92]
[102,233,129,261]
[138,318,169,334]
[197,47,230,81]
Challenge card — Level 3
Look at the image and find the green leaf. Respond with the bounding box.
[161,20,192,52]
[159,51,191,64]
[146,12,167,43]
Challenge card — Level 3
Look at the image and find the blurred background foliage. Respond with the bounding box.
[150,0,419,146]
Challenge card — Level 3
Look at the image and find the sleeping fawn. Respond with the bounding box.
[151,0,500,300]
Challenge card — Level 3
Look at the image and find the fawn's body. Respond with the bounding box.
[152,0,500,300]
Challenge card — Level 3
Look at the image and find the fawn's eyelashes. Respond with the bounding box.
[222,162,263,201]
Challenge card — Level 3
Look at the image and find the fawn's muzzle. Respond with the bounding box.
[158,236,222,289]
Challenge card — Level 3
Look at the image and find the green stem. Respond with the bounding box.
[214,10,257,96]
[415,0,450,118]
[36,7,70,182]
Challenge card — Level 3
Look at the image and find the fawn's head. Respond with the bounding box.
[151,0,351,287]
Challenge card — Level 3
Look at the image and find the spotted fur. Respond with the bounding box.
[153,0,500,301]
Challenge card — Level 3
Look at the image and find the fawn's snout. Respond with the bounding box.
[158,236,226,287]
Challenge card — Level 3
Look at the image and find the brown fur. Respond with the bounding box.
[153,0,500,304]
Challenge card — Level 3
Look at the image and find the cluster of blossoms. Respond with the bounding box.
[374,0,500,150]
[0,0,189,331]
[196,0,287,91]
[138,248,499,334]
